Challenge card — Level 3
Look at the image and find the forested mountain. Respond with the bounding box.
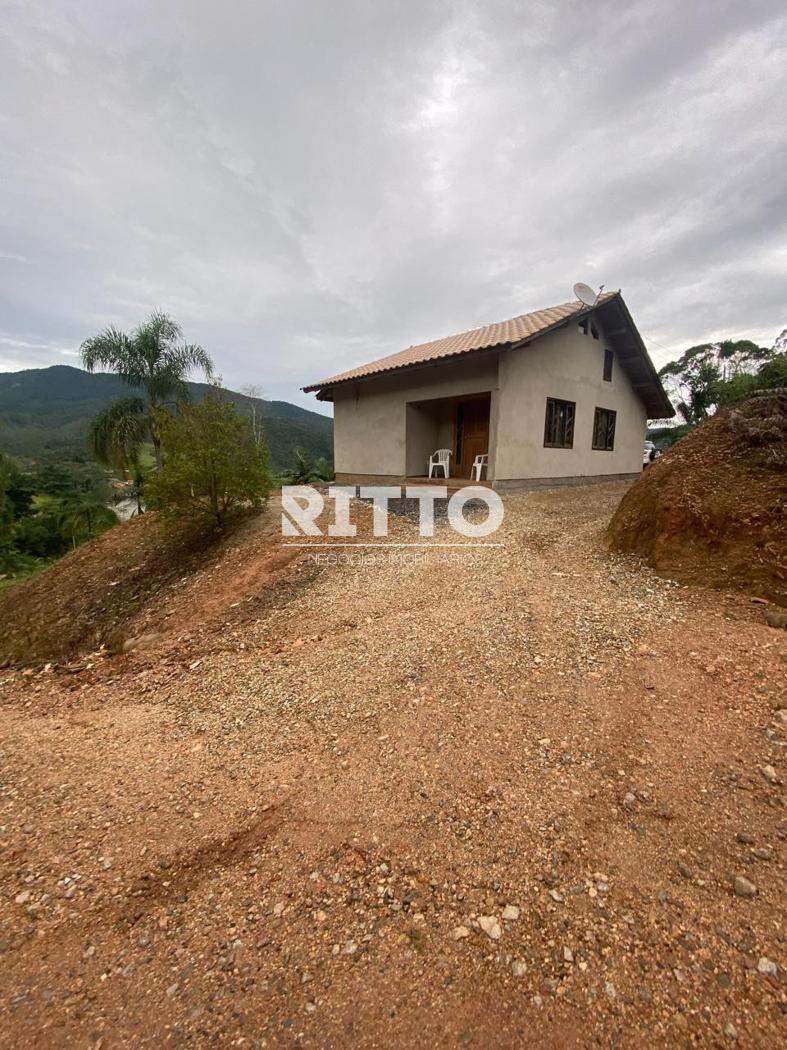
[0,365,332,472]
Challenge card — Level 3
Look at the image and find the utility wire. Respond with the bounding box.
[641,333,677,355]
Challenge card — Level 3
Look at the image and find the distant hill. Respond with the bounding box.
[0,365,332,472]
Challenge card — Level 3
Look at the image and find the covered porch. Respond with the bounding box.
[405,391,493,482]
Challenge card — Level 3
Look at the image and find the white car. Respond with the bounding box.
[643,440,661,467]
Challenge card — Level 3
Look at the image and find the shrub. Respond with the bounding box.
[146,386,270,527]
[283,450,335,484]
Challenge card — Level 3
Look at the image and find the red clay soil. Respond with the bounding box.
[607,391,787,606]
[1,484,785,1049]
[0,509,305,666]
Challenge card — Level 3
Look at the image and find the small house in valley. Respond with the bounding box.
[304,291,674,489]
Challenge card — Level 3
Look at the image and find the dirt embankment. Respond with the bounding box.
[608,391,787,606]
[0,505,304,666]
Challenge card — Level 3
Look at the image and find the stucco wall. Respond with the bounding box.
[330,318,647,481]
[494,320,647,480]
[404,400,457,475]
[332,356,499,476]
[405,403,437,476]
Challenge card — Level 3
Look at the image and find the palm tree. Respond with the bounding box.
[81,311,213,469]
[87,397,149,512]
[57,492,95,548]
[88,397,147,465]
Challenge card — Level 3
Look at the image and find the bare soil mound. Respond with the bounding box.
[0,513,239,665]
[608,391,787,605]
[0,510,227,663]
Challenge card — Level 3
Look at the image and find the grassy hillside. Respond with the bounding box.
[0,365,332,472]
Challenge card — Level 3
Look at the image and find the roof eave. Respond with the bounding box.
[596,295,675,419]
[304,291,675,419]
[302,305,597,396]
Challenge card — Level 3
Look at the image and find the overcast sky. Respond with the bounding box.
[1,1,785,413]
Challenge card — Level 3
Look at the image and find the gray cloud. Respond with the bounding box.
[1,0,785,413]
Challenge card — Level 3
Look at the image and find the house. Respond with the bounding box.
[303,291,674,489]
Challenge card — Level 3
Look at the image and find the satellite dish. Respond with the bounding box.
[573,282,598,307]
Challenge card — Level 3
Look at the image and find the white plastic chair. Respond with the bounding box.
[471,454,488,481]
[428,448,451,479]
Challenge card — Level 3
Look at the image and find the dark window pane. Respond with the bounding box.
[592,407,616,451]
[544,397,576,449]
[603,349,614,382]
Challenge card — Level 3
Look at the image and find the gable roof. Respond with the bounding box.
[304,291,674,418]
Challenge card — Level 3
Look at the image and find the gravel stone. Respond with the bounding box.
[733,876,757,898]
[478,916,502,941]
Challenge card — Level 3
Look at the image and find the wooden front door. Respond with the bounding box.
[455,396,490,477]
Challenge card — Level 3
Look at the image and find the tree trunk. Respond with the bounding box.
[148,398,162,470]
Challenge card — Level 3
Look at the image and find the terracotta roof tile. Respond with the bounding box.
[303,294,616,391]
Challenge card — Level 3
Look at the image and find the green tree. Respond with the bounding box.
[81,311,212,470]
[87,397,149,513]
[1,455,36,575]
[0,455,16,573]
[284,450,334,483]
[30,461,74,497]
[146,386,270,527]
[13,510,71,559]
[659,339,777,423]
[88,397,148,468]
[756,352,787,389]
[715,352,787,407]
[57,488,113,548]
[1,457,116,576]
[1,454,34,522]
[0,455,11,526]
[124,460,147,518]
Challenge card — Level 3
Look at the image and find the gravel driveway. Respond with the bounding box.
[1,481,784,1048]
